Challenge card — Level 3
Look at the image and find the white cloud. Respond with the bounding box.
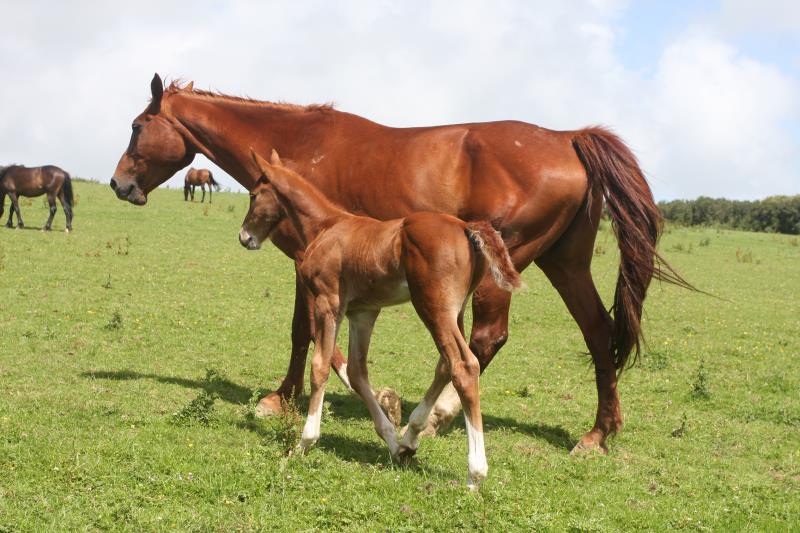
[0,1,797,199]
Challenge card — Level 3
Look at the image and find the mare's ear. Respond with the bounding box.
[185,81,194,92]
[270,149,283,166]
[147,73,164,114]
[249,148,273,179]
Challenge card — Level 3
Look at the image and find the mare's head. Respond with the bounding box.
[239,150,285,250]
[110,74,194,205]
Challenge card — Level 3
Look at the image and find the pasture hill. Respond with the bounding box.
[0,180,798,531]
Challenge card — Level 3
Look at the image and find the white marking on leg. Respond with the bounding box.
[299,402,322,451]
[464,415,488,490]
[399,395,435,451]
[334,362,353,392]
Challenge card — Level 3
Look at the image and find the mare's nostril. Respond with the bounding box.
[110,178,118,191]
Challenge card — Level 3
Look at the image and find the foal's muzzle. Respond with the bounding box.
[239,228,261,250]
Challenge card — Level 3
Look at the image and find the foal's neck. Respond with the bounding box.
[270,166,350,247]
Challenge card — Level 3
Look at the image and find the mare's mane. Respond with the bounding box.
[163,80,334,113]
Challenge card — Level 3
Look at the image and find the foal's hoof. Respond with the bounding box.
[254,393,286,417]
[65,228,71,234]
[375,387,402,427]
[395,444,417,464]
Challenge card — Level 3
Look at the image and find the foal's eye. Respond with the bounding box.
[131,123,141,131]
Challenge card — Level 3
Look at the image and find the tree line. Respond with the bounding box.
[657,195,800,235]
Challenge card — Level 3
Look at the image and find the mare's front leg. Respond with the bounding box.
[298,296,340,451]
[256,273,350,417]
[345,310,400,456]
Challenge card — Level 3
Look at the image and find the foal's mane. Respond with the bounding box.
[164,80,334,113]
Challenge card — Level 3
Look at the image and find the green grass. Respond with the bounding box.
[1,182,798,531]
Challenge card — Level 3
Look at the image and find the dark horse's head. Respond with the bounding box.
[110,74,194,205]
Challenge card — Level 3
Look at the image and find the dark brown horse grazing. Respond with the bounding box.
[110,74,690,453]
[242,149,522,488]
[184,167,219,202]
[1,165,74,232]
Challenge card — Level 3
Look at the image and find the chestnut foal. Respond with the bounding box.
[240,150,521,488]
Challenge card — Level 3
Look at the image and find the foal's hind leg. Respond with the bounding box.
[345,310,401,455]
[43,193,57,231]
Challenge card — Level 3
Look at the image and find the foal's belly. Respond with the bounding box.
[347,279,411,311]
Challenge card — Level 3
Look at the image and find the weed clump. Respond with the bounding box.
[243,391,302,455]
[690,361,711,400]
[104,311,123,330]
[671,413,688,437]
[698,237,711,247]
[172,369,224,426]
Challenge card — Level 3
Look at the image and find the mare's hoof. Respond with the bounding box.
[375,387,402,427]
[255,393,286,417]
[570,438,608,456]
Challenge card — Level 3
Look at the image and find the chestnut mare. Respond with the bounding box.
[111,74,689,453]
[241,149,521,487]
[1,164,74,232]
[184,167,219,202]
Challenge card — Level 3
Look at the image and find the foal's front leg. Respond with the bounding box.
[345,310,400,456]
[298,300,339,451]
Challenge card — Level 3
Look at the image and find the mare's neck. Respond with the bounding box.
[165,94,335,190]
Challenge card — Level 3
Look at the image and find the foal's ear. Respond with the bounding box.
[147,73,164,114]
[185,81,194,92]
[249,148,273,178]
[269,149,283,166]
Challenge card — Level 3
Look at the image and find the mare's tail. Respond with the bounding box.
[209,172,221,191]
[62,173,74,208]
[465,221,522,292]
[572,126,695,372]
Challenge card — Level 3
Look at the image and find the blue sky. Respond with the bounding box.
[0,0,797,200]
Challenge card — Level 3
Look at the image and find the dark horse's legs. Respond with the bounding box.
[0,191,5,222]
[208,183,212,203]
[200,184,206,203]
[6,192,22,228]
[44,193,57,230]
[184,185,190,201]
[57,190,73,232]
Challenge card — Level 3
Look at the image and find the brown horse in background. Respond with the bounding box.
[110,74,692,454]
[1,165,74,232]
[242,149,522,488]
[184,167,219,202]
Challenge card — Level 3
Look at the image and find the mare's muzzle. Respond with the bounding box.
[239,228,261,250]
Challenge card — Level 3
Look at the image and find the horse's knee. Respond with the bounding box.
[469,325,508,370]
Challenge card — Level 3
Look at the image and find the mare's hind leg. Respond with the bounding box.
[537,258,619,453]
[535,192,620,454]
[345,310,400,455]
[44,193,57,231]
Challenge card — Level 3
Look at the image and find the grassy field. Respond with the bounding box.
[1,181,798,532]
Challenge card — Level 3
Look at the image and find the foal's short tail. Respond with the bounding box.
[209,172,221,191]
[62,173,74,208]
[572,127,695,372]
[466,222,522,292]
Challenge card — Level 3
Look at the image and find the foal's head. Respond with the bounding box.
[239,151,285,250]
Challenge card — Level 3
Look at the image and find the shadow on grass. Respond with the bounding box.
[81,370,574,451]
[80,369,251,405]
